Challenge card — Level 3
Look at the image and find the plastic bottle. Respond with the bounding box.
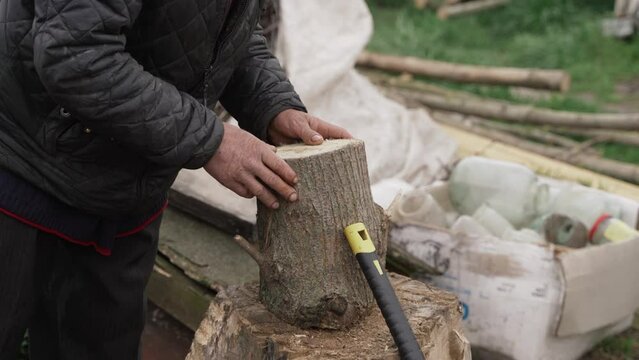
[589,214,639,245]
[550,187,623,230]
[390,189,448,228]
[450,215,492,237]
[472,204,515,237]
[502,228,546,245]
[449,157,550,228]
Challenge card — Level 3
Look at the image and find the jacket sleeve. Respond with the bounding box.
[32,0,222,169]
[220,27,306,142]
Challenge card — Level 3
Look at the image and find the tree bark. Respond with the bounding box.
[555,128,639,147]
[186,274,471,360]
[237,139,388,330]
[398,88,639,130]
[480,121,602,156]
[357,50,570,91]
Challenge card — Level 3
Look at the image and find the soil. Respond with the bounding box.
[604,77,639,113]
[142,302,193,360]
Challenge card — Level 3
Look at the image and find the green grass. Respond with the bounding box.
[365,0,639,165]
[366,0,639,101]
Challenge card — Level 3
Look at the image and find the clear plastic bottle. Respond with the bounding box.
[502,228,546,245]
[390,189,448,228]
[590,215,639,245]
[550,187,623,230]
[472,204,515,237]
[449,157,550,227]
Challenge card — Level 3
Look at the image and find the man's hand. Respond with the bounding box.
[268,109,352,146]
[204,123,298,209]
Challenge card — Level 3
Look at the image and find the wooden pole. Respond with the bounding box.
[237,139,388,330]
[431,111,639,184]
[480,121,602,156]
[414,0,429,9]
[438,0,510,19]
[554,128,639,147]
[357,51,570,92]
[398,89,639,130]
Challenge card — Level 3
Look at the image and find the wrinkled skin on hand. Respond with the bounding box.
[204,110,352,209]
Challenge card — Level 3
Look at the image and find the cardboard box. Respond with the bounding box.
[391,181,639,360]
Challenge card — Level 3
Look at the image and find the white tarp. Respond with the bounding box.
[172,0,457,220]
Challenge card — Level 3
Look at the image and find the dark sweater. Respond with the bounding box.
[0,168,167,256]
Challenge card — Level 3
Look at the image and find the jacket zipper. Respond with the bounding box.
[202,0,250,108]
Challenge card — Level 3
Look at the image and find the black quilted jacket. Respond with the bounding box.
[0,0,305,216]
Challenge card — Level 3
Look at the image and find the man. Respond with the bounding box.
[0,0,351,358]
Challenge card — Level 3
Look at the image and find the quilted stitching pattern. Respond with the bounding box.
[0,0,305,215]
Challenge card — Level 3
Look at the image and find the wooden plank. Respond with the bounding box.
[158,207,259,290]
[147,255,214,332]
[168,189,254,239]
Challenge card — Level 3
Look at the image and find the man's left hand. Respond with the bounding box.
[268,109,352,146]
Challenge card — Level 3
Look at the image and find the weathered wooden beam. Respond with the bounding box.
[357,51,570,92]
[147,255,214,332]
[398,88,639,130]
[168,189,254,239]
[438,0,510,19]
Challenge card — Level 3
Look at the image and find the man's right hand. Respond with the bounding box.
[204,123,298,209]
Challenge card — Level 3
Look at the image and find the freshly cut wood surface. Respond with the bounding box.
[357,50,570,91]
[186,274,470,360]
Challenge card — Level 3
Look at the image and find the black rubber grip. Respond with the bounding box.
[356,252,425,360]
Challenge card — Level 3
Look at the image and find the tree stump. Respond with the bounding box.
[238,139,388,329]
[186,274,470,360]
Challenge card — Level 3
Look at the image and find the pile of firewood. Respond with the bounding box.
[357,52,639,185]
[413,0,510,19]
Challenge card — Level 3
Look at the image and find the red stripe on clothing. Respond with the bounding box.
[0,200,168,256]
[116,200,168,238]
[0,207,112,256]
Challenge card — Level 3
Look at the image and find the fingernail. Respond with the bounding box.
[293,177,299,184]
[289,193,298,202]
[312,134,323,142]
[272,202,280,209]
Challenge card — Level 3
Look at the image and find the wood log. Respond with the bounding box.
[414,0,429,9]
[398,88,639,130]
[431,111,639,184]
[438,0,510,19]
[235,139,388,330]
[357,51,570,92]
[480,121,602,156]
[186,274,471,360]
[555,128,639,147]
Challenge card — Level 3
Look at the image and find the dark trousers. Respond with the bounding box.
[0,211,161,360]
